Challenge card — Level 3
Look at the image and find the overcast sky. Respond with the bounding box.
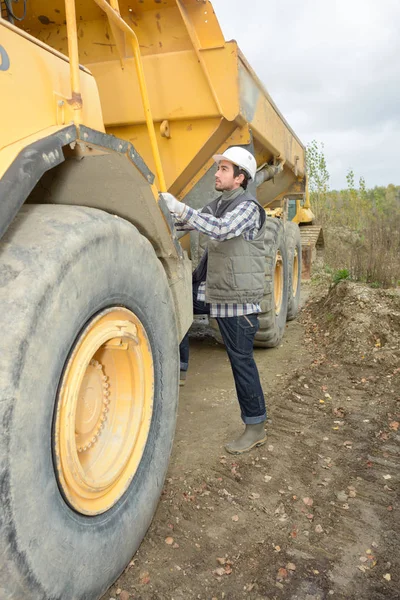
[212,0,400,190]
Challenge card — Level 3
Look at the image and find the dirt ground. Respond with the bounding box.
[103,281,399,600]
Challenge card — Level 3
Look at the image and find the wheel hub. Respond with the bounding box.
[75,360,109,453]
[54,307,154,516]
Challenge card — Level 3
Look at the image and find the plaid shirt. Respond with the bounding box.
[175,200,262,317]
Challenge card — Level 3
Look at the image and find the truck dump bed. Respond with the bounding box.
[18,0,306,208]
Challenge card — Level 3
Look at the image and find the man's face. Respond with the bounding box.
[215,160,243,191]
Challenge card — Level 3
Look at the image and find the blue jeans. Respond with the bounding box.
[180,285,266,425]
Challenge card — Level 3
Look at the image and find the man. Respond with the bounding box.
[161,147,267,455]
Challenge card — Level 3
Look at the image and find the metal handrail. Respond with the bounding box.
[65,0,167,192]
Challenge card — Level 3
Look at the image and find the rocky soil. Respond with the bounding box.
[102,281,399,600]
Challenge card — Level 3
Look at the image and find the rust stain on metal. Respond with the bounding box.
[156,14,162,34]
[128,10,139,26]
[93,42,116,48]
[38,15,55,25]
[67,92,83,108]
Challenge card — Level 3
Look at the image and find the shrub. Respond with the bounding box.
[333,269,350,284]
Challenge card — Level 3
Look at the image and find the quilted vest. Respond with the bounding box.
[193,190,266,303]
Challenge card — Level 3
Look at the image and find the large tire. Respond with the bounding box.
[254,218,289,348]
[285,221,302,321]
[0,205,179,600]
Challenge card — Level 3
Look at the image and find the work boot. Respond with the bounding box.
[225,422,266,455]
[179,370,187,387]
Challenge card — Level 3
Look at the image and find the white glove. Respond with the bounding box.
[160,192,186,217]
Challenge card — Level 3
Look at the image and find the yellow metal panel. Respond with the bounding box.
[293,206,314,225]
[119,4,193,57]
[90,52,219,125]
[179,0,225,49]
[30,5,192,61]
[108,117,227,191]
[0,23,104,161]
[25,3,239,124]
[199,43,240,122]
[175,0,224,114]
[15,0,104,30]
[1,24,61,149]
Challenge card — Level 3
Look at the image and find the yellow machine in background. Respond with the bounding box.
[0,2,319,598]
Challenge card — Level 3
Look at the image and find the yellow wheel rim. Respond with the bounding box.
[292,248,299,297]
[274,250,284,315]
[54,307,154,516]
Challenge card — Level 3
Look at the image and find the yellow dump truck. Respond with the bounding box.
[0,1,313,598]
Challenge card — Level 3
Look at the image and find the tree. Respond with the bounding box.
[345,169,359,228]
[306,140,330,221]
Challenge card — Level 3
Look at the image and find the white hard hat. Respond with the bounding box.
[213,146,257,181]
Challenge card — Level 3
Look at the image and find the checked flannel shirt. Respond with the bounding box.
[175,199,262,318]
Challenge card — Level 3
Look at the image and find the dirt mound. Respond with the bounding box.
[103,282,399,600]
[303,280,400,369]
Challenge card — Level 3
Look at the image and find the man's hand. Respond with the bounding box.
[160,192,186,217]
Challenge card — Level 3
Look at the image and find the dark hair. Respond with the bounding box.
[232,164,249,190]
